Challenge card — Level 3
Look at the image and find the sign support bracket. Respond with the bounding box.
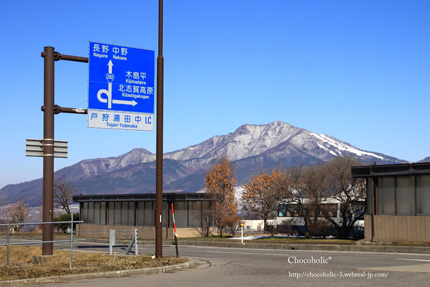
[40,48,89,255]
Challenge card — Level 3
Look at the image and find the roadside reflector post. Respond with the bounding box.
[109,229,116,255]
[171,203,179,257]
[135,229,139,256]
[241,223,244,245]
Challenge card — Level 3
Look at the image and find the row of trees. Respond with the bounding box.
[205,156,366,238]
[3,156,363,239]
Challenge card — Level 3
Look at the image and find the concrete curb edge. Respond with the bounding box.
[178,240,430,254]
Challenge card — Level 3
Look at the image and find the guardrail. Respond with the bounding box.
[0,218,84,266]
[78,229,138,242]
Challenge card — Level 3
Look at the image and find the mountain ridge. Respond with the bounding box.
[1,121,413,206]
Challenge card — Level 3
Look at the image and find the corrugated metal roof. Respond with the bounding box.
[73,192,213,203]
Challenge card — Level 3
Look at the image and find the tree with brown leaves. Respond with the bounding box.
[242,169,289,232]
[205,157,237,237]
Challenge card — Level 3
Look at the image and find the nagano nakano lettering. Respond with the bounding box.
[93,45,127,60]
[92,43,128,57]
[93,52,108,59]
[92,44,128,61]
[113,55,127,61]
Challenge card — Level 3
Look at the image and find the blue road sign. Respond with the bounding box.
[88,42,155,131]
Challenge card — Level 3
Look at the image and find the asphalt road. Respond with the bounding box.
[34,241,430,287]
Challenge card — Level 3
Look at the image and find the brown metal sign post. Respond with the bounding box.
[41,49,88,255]
[42,46,55,255]
[155,0,164,259]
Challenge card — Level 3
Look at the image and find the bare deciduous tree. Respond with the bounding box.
[54,179,76,215]
[3,199,28,233]
[323,156,366,239]
[299,164,329,236]
[271,164,329,237]
[273,157,366,238]
[196,201,215,237]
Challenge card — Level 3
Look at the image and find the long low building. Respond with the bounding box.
[351,162,430,243]
[73,192,215,239]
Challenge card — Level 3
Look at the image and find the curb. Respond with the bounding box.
[0,260,195,287]
[178,240,430,254]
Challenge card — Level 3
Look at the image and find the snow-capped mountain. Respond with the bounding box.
[1,121,407,206]
[164,121,393,167]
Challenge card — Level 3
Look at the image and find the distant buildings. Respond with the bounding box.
[73,193,215,239]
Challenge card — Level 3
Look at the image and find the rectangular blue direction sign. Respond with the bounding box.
[88,42,155,131]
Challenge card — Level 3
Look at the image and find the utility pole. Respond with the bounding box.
[155,0,164,258]
[42,46,55,255]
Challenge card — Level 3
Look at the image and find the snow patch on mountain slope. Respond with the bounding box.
[311,133,383,160]
[166,121,303,162]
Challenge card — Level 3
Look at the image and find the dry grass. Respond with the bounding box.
[0,246,187,281]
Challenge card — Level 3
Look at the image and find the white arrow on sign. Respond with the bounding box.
[108,60,113,74]
[112,99,138,106]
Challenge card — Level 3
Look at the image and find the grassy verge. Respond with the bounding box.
[0,246,187,281]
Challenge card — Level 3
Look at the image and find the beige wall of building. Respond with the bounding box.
[365,214,430,243]
[76,224,218,239]
[175,227,218,238]
[77,224,173,239]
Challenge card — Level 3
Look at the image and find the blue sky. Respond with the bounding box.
[1,0,429,188]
